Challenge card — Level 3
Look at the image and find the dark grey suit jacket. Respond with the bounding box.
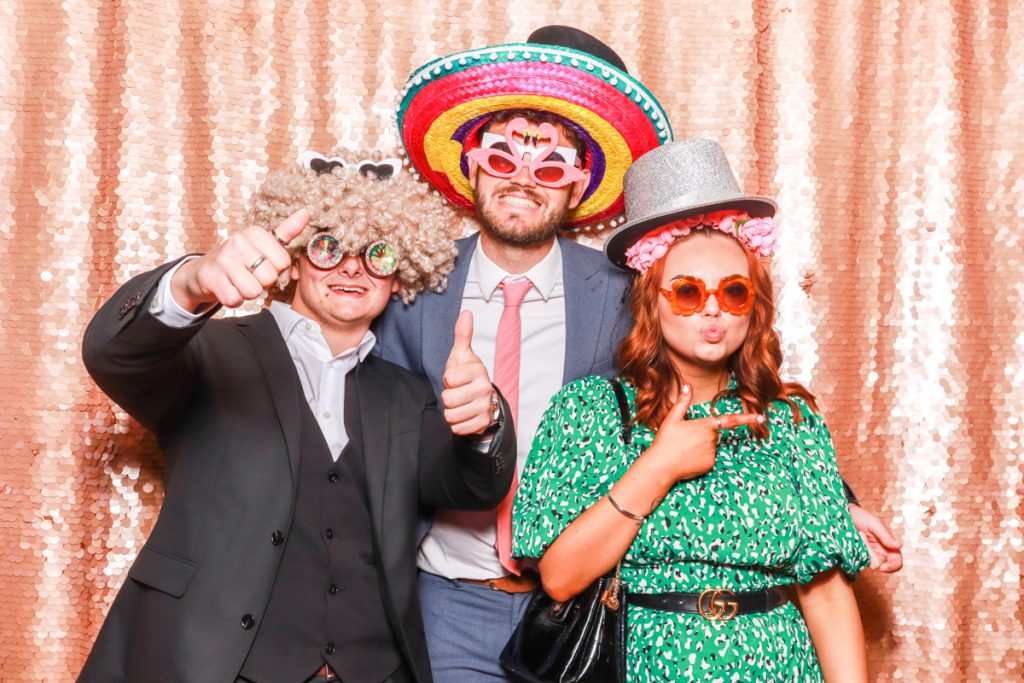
[78,260,515,683]
[375,233,633,398]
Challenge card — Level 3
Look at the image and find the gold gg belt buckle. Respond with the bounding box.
[697,588,739,621]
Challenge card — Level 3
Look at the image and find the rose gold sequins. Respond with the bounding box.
[0,2,1021,680]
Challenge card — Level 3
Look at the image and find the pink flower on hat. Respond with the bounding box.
[739,217,778,257]
[623,210,779,273]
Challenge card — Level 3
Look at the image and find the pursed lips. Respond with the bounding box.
[701,323,726,343]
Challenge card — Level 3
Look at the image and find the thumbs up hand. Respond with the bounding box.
[170,208,310,312]
[442,310,499,436]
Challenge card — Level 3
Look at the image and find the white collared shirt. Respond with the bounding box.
[417,238,567,579]
[151,264,374,460]
[267,301,375,460]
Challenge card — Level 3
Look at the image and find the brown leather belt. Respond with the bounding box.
[458,570,540,593]
[311,664,338,681]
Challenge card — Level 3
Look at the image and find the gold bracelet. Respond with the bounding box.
[607,494,646,523]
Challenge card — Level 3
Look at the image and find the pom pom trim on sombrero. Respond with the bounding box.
[397,43,673,230]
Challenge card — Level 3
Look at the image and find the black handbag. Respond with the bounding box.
[499,378,633,683]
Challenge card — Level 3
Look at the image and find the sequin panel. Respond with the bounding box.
[0,1,1021,680]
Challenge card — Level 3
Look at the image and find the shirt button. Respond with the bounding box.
[328,583,338,595]
[270,530,285,546]
[241,614,256,630]
[327,471,339,483]
[323,411,331,419]
[324,642,336,655]
[305,322,312,330]
[324,528,334,539]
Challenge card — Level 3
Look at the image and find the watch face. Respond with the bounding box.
[490,392,502,423]
[480,391,503,437]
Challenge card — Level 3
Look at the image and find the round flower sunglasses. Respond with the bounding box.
[659,274,756,316]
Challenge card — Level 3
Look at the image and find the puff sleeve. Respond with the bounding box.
[788,399,871,583]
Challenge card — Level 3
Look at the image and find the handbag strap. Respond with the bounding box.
[609,378,632,446]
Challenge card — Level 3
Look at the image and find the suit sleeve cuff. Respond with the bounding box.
[149,256,214,327]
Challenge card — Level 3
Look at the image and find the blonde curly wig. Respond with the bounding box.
[248,162,459,303]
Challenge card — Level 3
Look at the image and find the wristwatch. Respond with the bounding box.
[480,389,503,436]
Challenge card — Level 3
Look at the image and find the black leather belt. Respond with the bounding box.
[630,587,788,622]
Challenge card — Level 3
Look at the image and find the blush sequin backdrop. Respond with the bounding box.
[1,0,1021,679]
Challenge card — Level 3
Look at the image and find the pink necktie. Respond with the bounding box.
[493,277,533,576]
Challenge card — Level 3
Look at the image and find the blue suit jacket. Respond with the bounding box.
[375,233,633,400]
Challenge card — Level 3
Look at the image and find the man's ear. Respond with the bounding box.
[567,170,591,209]
[289,260,300,282]
[467,157,480,191]
[389,278,401,295]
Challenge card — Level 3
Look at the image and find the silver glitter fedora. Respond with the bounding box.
[604,138,777,269]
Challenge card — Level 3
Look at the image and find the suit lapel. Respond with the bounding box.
[560,235,608,384]
[237,310,303,487]
[420,234,477,396]
[354,356,391,544]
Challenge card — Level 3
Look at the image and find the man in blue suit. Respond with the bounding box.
[379,25,903,683]
[375,25,671,682]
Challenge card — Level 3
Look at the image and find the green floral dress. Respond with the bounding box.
[512,376,869,682]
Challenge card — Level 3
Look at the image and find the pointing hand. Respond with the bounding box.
[646,384,764,481]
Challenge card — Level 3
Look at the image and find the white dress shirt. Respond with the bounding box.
[151,262,374,460]
[417,239,566,579]
[264,302,375,460]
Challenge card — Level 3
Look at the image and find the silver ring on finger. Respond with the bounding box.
[247,255,267,272]
[270,230,289,248]
[714,415,723,430]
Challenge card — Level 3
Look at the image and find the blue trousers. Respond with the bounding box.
[418,571,534,682]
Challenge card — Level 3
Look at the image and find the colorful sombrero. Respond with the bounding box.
[397,26,673,230]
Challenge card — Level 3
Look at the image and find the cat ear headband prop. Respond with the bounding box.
[299,151,403,181]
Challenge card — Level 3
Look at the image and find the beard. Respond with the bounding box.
[473,184,571,247]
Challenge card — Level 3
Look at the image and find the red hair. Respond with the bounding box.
[616,230,817,438]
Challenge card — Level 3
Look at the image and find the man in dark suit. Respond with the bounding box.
[79,163,514,683]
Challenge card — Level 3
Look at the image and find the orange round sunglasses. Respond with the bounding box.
[659,274,757,316]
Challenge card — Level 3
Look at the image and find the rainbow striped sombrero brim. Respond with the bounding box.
[397,43,673,230]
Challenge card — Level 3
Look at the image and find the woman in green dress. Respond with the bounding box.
[512,139,870,682]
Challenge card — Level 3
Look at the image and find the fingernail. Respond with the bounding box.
[756,416,765,423]
[681,385,690,394]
